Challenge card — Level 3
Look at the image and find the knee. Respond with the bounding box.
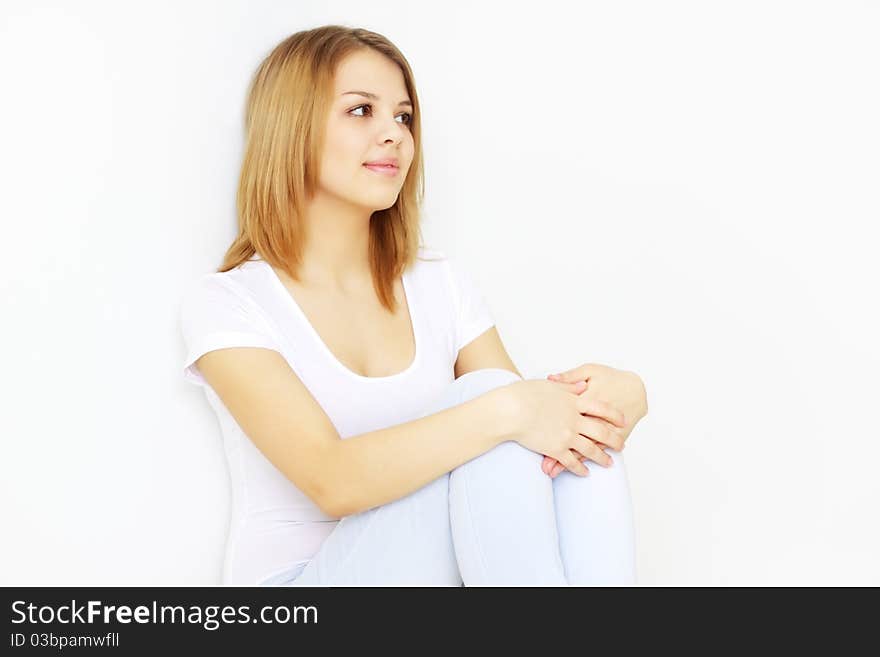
[456,368,523,401]
[417,369,522,419]
[409,471,450,505]
[453,439,542,484]
[481,440,536,467]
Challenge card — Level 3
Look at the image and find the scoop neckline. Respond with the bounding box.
[258,257,421,382]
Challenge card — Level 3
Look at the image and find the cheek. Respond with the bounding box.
[336,142,356,164]
[321,147,365,187]
[324,123,363,162]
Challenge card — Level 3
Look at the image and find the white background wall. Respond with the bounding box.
[2,0,877,586]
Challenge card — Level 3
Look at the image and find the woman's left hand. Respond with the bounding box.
[541,363,648,479]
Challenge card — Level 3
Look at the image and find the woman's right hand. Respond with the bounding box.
[502,378,627,477]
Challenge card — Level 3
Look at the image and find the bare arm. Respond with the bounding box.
[328,388,515,516]
[193,346,518,520]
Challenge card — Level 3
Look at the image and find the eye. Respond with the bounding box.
[349,103,413,126]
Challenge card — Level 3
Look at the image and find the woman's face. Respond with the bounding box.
[317,49,415,213]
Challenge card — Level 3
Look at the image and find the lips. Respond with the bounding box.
[363,163,400,177]
[364,158,399,167]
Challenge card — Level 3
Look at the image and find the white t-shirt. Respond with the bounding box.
[178,246,495,585]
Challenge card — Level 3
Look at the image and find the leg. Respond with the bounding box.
[553,446,637,585]
[449,369,569,585]
[266,374,475,586]
[286,473,459,586]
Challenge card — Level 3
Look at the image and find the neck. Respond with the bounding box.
[298,192,373,290]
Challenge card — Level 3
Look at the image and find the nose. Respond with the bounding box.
[378,115,407,145]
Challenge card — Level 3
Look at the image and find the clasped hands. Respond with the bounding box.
[541,363,648,478]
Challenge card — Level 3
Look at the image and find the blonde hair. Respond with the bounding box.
[217,25,435,312]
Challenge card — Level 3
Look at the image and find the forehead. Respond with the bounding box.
[333,50,409,100]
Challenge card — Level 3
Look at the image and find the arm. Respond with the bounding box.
[330,387,515,516]
[450,326,646,468]
[194,346,519,520]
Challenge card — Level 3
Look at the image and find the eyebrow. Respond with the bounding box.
[341,91,412,108]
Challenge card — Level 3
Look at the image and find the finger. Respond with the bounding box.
[554,448,588,477]
[578,415,625,451]
[548,364,593,384]
[572,433,614,468]
[576,395,626,428]
[548,377,587,394]
[554,379,586,395]
[547,372,587,392]
[557,449,590,477]
[542,454,562,477]
[548,444,597,477]
[549,373,587,390]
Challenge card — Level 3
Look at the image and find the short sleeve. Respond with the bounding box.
[444,256,495,354]
[178,274,282,388]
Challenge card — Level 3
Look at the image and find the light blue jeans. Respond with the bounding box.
[260,368,637,586]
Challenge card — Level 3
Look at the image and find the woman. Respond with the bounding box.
[179,25,648,586]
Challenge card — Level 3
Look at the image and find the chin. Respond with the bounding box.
[371,200,400,212]
[363,191,401,209]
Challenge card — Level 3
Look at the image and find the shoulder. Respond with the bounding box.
[415,246,476,273]
[180,272,238,306]
[410,244,452,281]
[178,268,265,327]
[181,260,266,304]
[413,246,488,295]
[416,245,471,276]
[415,245,449,262]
